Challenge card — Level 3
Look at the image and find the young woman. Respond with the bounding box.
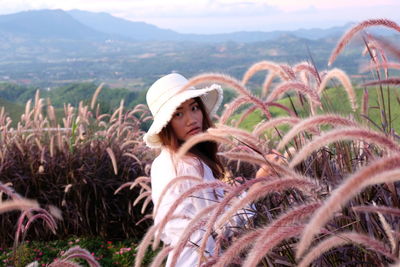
[144,73,230,266]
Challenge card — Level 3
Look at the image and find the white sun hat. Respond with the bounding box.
[143,73,223,148]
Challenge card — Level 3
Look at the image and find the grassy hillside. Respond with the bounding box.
[0,97,24,125]
[235,86,400,134]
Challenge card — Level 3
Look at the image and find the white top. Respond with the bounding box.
[151,148,230,267]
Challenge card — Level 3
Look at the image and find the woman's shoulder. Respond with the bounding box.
[151,149,203,177]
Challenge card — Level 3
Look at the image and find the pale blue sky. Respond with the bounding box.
[0,0,399,33]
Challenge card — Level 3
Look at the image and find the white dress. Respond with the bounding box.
[151,148,228,267]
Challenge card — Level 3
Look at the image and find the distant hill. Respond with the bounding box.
[0,9,108,40]
[0,9,353,42]
[2,9,399,87]
[68,10,181,41]
[68,9,352,42]
[0,9,398,43]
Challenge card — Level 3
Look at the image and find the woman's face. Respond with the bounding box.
[170,98,204,142]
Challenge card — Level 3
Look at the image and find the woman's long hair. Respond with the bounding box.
[158,97,224,179]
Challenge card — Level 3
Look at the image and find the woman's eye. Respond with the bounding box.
[192,105,199,111]
[174,112,183,118]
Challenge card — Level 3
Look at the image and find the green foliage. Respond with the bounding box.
[0,236,156,266]
[234,86,400,133]
[0,82,140,112]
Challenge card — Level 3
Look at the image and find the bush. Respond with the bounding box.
[0,91,154,246]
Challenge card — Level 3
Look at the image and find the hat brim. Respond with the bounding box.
[144,84,223,148]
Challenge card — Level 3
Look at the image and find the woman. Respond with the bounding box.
[144,73,232,266]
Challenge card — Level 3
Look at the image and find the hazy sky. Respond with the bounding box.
[0,0,399,33]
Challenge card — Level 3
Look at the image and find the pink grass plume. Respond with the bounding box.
[329,19,400,66]
[277,114,358,151]
[296,155,400,259]
[298,231,396,267]
[317,68,357,111]
[266,81,321,106]
[289,127,400,168]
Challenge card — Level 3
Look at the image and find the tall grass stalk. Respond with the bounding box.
[298,232,396,267]
[296,158,400,259]
[289,127,400,168]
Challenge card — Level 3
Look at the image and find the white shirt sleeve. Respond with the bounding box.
[150,149,216,264]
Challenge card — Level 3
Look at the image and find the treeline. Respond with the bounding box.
[0,81,237,128]
[0,82,146,113]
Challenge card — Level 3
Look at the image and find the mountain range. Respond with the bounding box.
[1,9,398,87]
[0,9,354,42]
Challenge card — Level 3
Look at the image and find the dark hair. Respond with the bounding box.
[158,97,224,179]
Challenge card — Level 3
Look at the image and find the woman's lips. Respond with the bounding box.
[187,127,201,135]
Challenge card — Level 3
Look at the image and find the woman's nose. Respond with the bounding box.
[186,112,197,125]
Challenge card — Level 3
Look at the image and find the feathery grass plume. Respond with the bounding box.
[242,61,282,85]
[209,125,260,150]
[248,202,321,258]
[279,64,296,80]
[117,99,124,137]
[14,207,61,256]
[298,231,397,267]
[214,228,264,267]
[377,210,397,253]
[169,204,218,267]
[90,82,105,110]
[289,127,400,168]
[47,262,80,267]
[114,176,151,195]
[106,147,118,175]
[153,180,232,250]
[261,72,276,98]
[373,35,400,61]
[293,61,321,83]
[295,156,400,259]
[209,177,271,230]
[266,81,321,105]
[361,62,400,73]
[179,73,271,119]
[363,78,400,87]
[0,182,21,200]
[153,176,202,218]
[123,152,142,165]
[329,19,400,65]
[277,114,359,151]
[110,106,122,123]
[121,140,141,150]
[52,245,100,267]
[141,196,153,214]
[243,225,304,267]
[47,104,56,124]
[220,96,252,124]
[361,89,369,119]
[176,131,234,160]
[0,199,38,214]
[317,68,357,111]
[253,117,300,138]
[133,191,152,206]
[215,177,319,232]
[218,151,294,178]
[135,224,160,267]
[149,245,173,267]
[352,205,400,217]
